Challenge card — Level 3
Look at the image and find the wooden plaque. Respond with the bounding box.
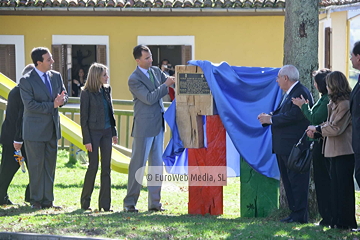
[175,65,214,148]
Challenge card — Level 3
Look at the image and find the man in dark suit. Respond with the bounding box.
[0,64,34,205]
[19,47,68,209]
[123,45,175,213]
[258,65,313,223]
[350,41,360,187]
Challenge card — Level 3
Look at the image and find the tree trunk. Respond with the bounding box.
[282,0,320,219]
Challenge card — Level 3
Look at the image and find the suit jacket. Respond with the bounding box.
[19,69,68,141]
[80,86,117,145]
[350,79,360,154]
[271,82,313,155]
[321,100,353,158]
[0,86,24,145]
[129,66,168,138]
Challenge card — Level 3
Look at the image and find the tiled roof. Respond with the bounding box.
[0,0,359,9]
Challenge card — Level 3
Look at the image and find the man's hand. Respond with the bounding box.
[13,142,22,151]
[164,76,175,87]
[54,91,66,108]
[85,143,92,152]
[257,113,272,125]
[112,136,118,144]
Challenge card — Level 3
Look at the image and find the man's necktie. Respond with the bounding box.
[148,70,155,85]
[280,93,288,107]
[43,73,52,95]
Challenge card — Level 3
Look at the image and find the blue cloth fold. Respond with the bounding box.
[163,99,188,174]
[163,61,282,179]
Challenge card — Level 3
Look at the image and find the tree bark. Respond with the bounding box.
[282,0,320,218]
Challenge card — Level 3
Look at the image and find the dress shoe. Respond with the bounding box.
[149,207,166,212]
[280,216,292,222]
[319,219,331,227]
[124,206,138,213]
[0,196,14,205]
[82,207,92,211]
[287,218,307,224]
[100,208,113,212]
[42,203,62,210]
[81,199,91,210]
[31,202,42,210]
[99,206,113,212]
[334,224,351,230]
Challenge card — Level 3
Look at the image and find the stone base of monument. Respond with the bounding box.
[188,115,226,215]
[240,158,279,217]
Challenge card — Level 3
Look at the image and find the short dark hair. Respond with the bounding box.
[31,47,50,66]
[22,64,35,75]
[326,71,352,103]
[161,59,170,64]
[133,45,150,60]
[312,68,331,95]
[352,41,360,56]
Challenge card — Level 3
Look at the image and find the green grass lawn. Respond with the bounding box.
[1,150,360,239]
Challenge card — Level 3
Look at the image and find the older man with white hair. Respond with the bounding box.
[258,65,313,224]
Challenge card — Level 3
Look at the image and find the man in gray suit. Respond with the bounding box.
[123,45,175,212]
[19,47,68,209]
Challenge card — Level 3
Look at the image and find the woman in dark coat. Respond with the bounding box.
[292,69,332,226]
[80,63,118,211]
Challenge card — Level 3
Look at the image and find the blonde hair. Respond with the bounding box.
[83,63,108,92]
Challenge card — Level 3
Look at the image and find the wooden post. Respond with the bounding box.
[188,115,226,215]
[240,158,279,217]
[175,65,225,215]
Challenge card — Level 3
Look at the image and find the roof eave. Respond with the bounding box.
[0,6,285,17]
[319,2,360,14]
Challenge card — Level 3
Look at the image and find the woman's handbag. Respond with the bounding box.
[287,131,314,173]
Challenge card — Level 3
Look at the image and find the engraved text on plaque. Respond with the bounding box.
[178,73,210,95]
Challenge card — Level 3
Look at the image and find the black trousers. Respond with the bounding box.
[312,140,332,224]
[276,154,310,223]
[80,128,112,210]
[330,154,357,229]
[0,143,30,203]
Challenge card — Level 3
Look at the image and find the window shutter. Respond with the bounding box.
[96,45,107,65]
[181,45,192,65]
[52,44,66,77]
[325,27,331,69]
[52,44,71,93]
[0,44,16,82]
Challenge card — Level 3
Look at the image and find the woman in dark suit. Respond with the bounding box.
[292,69,332,226]
[80,63,118,211]
[307,71,357,230]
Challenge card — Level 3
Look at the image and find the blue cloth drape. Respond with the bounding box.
[163,98,188,174]
[163,61,282,179]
